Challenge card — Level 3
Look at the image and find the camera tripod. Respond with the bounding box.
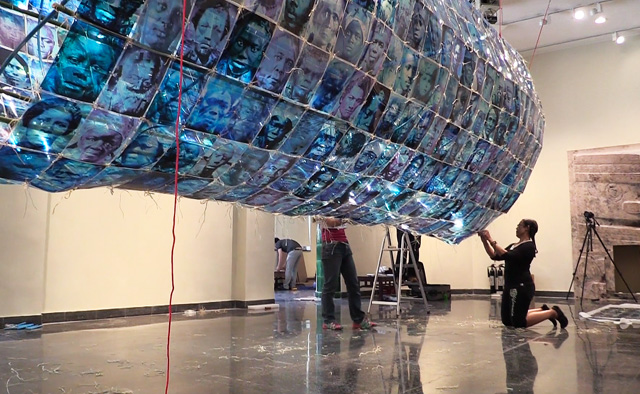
[566,212,638,307]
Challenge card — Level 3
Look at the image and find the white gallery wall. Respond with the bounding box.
[1,36,638,318]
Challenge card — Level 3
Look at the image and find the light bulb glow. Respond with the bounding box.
[616,35,625,44]
[573,9,585,20]
[595,16,606,24]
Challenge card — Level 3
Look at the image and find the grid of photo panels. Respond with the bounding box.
[0,0,545,244]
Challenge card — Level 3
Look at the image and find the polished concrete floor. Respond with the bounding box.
[1,293,639,393]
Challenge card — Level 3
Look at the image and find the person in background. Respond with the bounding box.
[479,219,569,329]
[275,238,304,291]
[317,217,377,330]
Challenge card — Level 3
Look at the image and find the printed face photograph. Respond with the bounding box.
[393,0,413,39]
[283,44,328,104]
[32,159,100,192]
[335,17,366,65]
[115,133,164,169]
[246,153,295,187]
[26,20,58,60]
[67,124,124,164]
[279,113,324,156]
[306,0,345,51]
[252,114,292,150]
[483,106,500,141]
[219,148,270,186]
[293,167,337,198]
[0,51,32,92]
[9,97,85,154]
[411,58,439,103]
[254,30,300,93]
[358,20,391,75]
[354,83,389,133]
[41,27,121,102]
[397,154,425,187]
[243,188,286,207]
[311,59,353,113]
[423,11,441,59]
[184,0,237,68]
[407,1,427,50]
[374,95,405,139]
[147,63,204,125]
[394,48,418,97]
[99,46,166,116]
[77,0,144,35]
[154,141,204,174]
[376,0,396,24]
[365,144,398,176]
[324,130,366,169]
[380,148,412,182]
[0,9,25,49]
[196,139,245,178]
[314,173,357,201]
[450,86,471,124]
[224,91,275,143]
[376,35,402,87]
[333,72,371,121]
[304,122,342,161]
[390,101,421,143]
[352,149,377,173]
[187,77,243,134]
[217,12,273,83]
[0,147,53,183]
[279,0,315,35]
[136,0,186,52]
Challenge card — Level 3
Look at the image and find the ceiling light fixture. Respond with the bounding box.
[613,32,626,44]
[590,2,606,23]
[573,8,586,20]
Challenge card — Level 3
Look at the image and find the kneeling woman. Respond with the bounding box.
[479,219,568,329]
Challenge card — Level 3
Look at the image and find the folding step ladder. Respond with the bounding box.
[367,228,429,316]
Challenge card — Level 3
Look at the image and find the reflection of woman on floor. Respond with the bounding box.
[479,219,569,329]
[501,328,538,394]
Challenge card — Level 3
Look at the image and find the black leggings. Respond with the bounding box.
[501,282,535,328]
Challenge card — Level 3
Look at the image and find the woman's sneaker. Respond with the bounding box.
[352,319,377,330]
[322,322,343,330]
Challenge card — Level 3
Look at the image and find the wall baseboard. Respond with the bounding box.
[0,299,275,328]
[451,289,574,298]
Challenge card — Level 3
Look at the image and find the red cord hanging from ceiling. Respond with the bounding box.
[165,0,188,393]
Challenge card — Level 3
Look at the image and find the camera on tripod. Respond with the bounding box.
[583,211,595,219]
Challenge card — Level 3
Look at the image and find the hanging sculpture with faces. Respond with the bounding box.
[0,0,544,244]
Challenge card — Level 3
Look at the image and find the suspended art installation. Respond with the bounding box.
[0,0,544,243]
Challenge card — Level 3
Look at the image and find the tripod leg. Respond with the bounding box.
[567,226,590,300]
[580,244,590,308]
[592,228,638,303]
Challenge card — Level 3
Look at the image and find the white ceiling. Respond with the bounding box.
[490,0,640,56]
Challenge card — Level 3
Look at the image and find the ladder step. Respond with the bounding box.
[383,247,402,251]
[372,301,401,306]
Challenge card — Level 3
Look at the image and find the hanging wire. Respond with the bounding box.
[165,0,189,393]
[529,0,553,69]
